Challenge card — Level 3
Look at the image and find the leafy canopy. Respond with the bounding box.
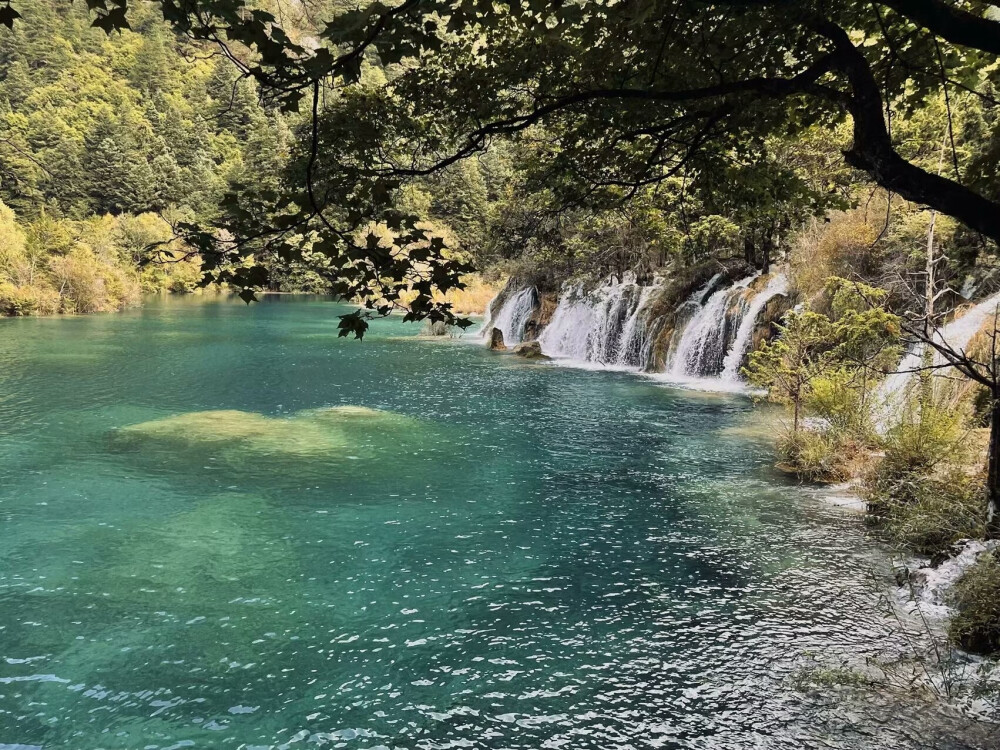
[5,0,1000,335]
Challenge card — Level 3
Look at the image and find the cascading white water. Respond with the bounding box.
[536,283,593,358]
[942,292,1000,352]
[679,273,724,312]
[538,274,662,368]
[877,290,1000,425]
[720,274,789,383]
[494,271,788,386]
[668,275,756,378]
[876,344,926,426]
[613,284,662,368]
[482,286,538,345]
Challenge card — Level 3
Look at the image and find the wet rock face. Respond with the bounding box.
[489,327,506,350]
[523,295,558,341]
[749,292,794,360]
[512,340,548,359]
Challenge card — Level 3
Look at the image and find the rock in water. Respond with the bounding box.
[489,327,506,350]
[512,340,548,359]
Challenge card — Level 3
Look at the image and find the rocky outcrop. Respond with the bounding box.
[524,293,558,341]
[512,340,548,359]
[489,327,506,350]
[748,292,794,362]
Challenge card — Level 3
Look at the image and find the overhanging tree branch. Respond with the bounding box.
[880,0,1000,54]
[377,54,841,176]
[812,18,1000,243]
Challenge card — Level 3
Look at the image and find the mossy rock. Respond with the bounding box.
[525,293,559,338]
[511,340,548,359]
[488,327,506,350]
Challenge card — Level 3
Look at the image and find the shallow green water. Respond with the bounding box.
[0,296,993,749]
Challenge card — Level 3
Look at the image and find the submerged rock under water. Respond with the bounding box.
[114,405,421,464]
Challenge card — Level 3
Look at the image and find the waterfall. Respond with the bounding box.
[667,275,756,378]
[876,344,926,426]
[942,292,1000,352]
[613,284,663,368]
[683,273,725,310]
[720,274,789,383]
[877,290,1000,424]
[490,271,789,387]
[482,286,538,345]
[538,274,663,369]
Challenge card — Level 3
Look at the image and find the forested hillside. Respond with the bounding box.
[2,1,998,324]
[0,0,295,314]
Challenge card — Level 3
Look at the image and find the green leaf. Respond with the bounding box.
[337,310,370,340]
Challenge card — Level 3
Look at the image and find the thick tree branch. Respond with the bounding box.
[814,18,1000,244]
[381,55,839,176]
[880,0,1000,54]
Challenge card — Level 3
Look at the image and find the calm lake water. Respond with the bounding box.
[0,295,995,749]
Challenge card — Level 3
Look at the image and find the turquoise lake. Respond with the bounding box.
[0,295,995,749]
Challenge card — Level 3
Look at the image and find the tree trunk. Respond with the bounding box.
[987,393,1000,534]
[989,395,1000,536]
[919,207,937,413]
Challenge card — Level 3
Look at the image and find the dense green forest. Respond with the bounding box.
[0,0,505,316]
[0,0,302,314]
[8,2,995,320]
[4,0,1000,661]
[0,2,243,311]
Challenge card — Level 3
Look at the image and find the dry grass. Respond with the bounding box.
[396,275,501,317]
[789,205,883,303]
[441,276,500,316]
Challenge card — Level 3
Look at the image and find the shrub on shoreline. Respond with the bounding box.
[863,405,988,556]
[776,427,868,483]
[949,551,1000,655]
[865,466,987,555]
[0,281,61,316]
[0,203,197,317]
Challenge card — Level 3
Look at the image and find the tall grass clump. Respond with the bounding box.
[864,405,988,556]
